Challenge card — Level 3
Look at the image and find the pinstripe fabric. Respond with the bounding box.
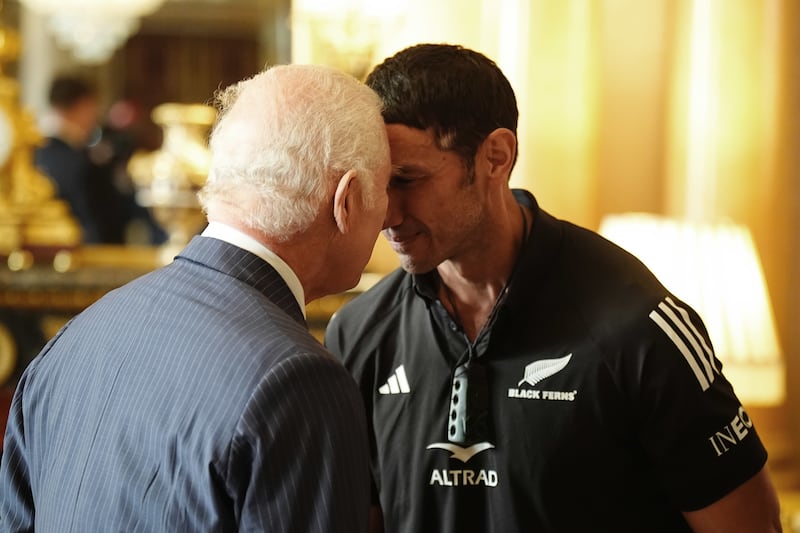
[0,236,370,532]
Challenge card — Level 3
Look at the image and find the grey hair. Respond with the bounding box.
[198,64,389,240]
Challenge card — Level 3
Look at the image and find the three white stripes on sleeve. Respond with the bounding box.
[650,296,718,391]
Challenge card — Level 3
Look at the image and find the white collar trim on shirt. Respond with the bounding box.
[201,222,306,318]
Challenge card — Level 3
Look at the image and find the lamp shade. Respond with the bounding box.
[600,213,785,406]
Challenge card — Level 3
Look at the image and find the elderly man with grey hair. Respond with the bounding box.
[0,64,391,532]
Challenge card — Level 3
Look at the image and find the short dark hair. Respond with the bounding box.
[48,76,96,110]
[365,44,519,171]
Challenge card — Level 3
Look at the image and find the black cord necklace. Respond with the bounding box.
[441,203,530,344]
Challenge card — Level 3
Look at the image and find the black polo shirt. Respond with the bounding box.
[325,190,767,533]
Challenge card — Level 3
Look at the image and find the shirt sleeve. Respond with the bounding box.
[632,295,767,511]
[224,351,371,533]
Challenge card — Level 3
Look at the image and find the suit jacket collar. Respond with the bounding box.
[176,236,307,326]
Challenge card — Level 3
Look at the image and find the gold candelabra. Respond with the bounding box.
[0,16,81,263]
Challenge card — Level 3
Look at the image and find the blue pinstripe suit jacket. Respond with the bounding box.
[0,236,370,532]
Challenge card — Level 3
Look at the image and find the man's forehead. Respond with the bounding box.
[386,124,435,143]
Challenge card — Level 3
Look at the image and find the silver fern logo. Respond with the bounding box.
[517,353,572,387]
[508,354,577,401]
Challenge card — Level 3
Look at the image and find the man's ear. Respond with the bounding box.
[481,128,517,179]
[333,169,358,234]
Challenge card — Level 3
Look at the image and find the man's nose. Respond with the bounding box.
[382,193,403,230]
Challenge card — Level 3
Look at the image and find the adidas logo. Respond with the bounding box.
[378,365,410,395]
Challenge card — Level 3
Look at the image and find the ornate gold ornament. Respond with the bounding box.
[0,13,81,261]
[128,103,216,264]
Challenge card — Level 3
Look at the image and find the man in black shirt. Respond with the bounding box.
[325,43,781,532]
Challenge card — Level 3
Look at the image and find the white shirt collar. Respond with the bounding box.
[201,222,306,318]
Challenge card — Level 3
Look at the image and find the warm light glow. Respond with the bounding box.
[523,0,597,227]
[686,0,716,220]
[294,0,403,19]
[666,0,778,223]
[600,214,785,406]
[292,0,404,79]
[19,0,164,63]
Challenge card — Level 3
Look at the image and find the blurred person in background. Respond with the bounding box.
[35,75,102,243]
[36,77,164,245]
